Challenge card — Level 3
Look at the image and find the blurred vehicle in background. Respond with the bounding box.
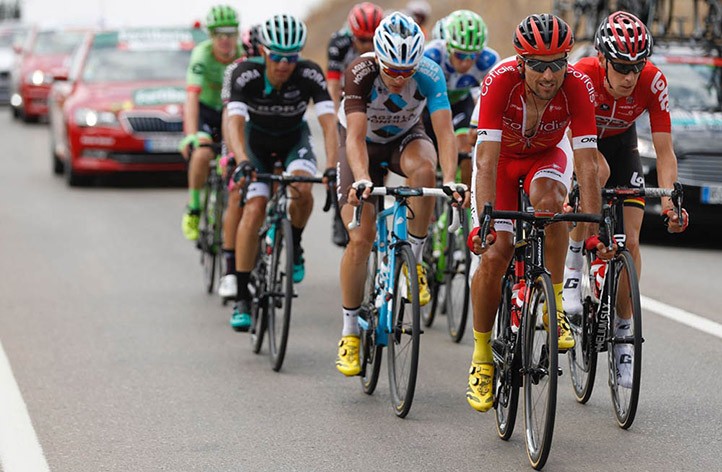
[10,27,86,122]
[49,27,207,185]
[571,41,722,228]
[0,21,28,103]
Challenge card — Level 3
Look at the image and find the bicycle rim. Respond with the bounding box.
[360,245,382,394]
[387,244,420,418]
[523,273,558,470]
[200,183,217,294]
[445,215,470,342]
[607,251,642,429]
[268,219,294,372]
[568,252,599,403]
[250,262,267,355]
[494,272,520,441]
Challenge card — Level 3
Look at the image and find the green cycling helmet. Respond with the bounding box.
[206,5,240,31]
[444,10,487,53]
[260,14,307,53]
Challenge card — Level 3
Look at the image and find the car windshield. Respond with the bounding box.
[660,61,722,112]
[81,48,191,83]
[33,31,85,55]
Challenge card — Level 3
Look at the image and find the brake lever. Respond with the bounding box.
[348,184,367,230]
[672,182,685,228]
[479,203,493,250]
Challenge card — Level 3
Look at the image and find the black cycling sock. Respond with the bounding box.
[236,271,251,303]
[223,249,236,276]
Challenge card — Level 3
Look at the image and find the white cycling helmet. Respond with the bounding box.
[374,12,425,69]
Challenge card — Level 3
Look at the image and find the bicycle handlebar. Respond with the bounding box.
[599,183,685,230]
[232,166,336,211]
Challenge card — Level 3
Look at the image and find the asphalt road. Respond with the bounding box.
[1,111,721,472]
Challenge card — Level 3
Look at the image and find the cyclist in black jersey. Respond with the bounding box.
[224,14,339,331]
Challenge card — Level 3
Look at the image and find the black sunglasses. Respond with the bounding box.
[522,56,568,73]
[609,59,646,75]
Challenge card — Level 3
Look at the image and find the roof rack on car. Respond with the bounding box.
[553,0,722,49]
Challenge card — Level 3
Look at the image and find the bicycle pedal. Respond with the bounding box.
[557,367,563,377]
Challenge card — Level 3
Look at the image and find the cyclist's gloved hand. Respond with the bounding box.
[323,167,337,184]
[232,161,256,183]
[179,134,199,160]
[663,208,689,233]
[443,181,468,206]
[467,225,496,255]
[585,234,616,260]
[349,179,372,206]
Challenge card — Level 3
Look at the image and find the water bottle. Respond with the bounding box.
[510,280,525,333]
[265,224,275,255]
[374,255,388,309]
[590,258,606,299]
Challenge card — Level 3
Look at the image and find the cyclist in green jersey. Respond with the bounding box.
[180,5,243,241]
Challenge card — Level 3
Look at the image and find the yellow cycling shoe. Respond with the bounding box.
[466,362,494,412]
[182,208,200,241]
[543,310,575,352]
[335,335,361,376]
[403,263,431,307]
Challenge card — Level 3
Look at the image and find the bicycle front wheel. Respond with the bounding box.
[568,252,599,403]
[607,250,642,429]
[360,244,382,394]
[445,210,471,342]
[523,273,558,471]
[200,182,218,294]
[493,271,520,441]
[250,260,267,355]
[387,244,421,418]
[267,219,294,372]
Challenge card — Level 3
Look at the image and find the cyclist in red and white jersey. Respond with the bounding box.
[562,12,688,388]
[465,14,609,413]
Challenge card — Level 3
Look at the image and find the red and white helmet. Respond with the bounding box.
[595,11,653,62]
[348,2,384,40]
[513,14,574,56]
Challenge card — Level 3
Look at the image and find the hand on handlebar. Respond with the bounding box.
[443,182,469,207]
[467,225,496,255]
[230,160,256,191]
[178,134,199,160]
[663,207,689,233]
[585,235,617,261]
[348,179,372,207]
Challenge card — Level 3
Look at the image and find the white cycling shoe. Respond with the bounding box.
[218,274,237,299]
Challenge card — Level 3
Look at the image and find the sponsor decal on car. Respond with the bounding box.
[133,87,186,106]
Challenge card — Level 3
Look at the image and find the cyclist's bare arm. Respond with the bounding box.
[318,112,339,170]
[473,140,501,213]
[651,131,679,213]
[328,79,342,114]
[345,111,372,205]
[429,108,459,184]
[183,89,201,137]
[574,147,607,248]
[226,114,249,164]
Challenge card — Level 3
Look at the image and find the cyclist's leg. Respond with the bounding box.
[220,181,242,296]
[452,95,475,188]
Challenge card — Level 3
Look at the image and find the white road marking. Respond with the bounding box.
[0,341,51,472]
[641,295,722,340]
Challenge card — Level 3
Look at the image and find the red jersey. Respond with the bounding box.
[476,58,598,158]
[574,56,672,139]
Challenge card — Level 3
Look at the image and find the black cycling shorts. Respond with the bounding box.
[244,121,317,175]
[199,103,223,143]
[598,124,645,209]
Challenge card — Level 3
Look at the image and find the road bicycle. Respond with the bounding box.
[477,195,601,470]
[567,183,684,429]
[349,184,461,418]
[237,166,335,372]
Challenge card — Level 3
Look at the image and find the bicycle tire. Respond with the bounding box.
[360,244,383,394]
[200,180,218,294]
[607,250,642,429]
[494,272,521,441]
[523,273,558,471]
[387,244,421,418]
[445,210,471,342]
[421,196,447,327]
[267,219,294,372]
[568,252,599,403]
[250,255,267,355]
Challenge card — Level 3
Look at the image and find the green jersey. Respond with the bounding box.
[186,39,241,111]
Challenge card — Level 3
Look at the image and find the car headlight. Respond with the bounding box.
[637,138,656,159]
[27,70,53,85]
[74,108,119,128]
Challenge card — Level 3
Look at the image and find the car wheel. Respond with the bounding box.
[65,161,89,187]
[50,134,64,175]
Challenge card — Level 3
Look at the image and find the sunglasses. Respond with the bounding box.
[452,50,477,61]
[522,56,568,73]
[609,59,646,75]
[380,63,416,79]
[265,48,300,63]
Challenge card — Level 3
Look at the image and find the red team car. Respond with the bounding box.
[48,27,207,185]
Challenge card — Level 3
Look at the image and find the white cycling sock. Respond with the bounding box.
[408,233,427,263]
[565,238,584,270]
[614,316,632,335]
[342,306,360,337]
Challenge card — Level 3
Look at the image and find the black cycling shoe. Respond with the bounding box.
[332,212,349,247]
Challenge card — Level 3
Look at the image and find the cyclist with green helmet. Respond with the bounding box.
[223,14,339,331]
[180,5,243,241]
[423,10,499,186]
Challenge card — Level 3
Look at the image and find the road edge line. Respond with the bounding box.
[641,295,722,340]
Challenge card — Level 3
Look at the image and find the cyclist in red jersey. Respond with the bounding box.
[465,14,609,413]
[562,12,688,388]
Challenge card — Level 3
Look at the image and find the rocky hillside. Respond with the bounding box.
[303,0,557,66]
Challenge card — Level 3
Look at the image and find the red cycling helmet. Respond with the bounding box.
[348,2,384,40]
[595,11,653,62]
[513,14,574,56]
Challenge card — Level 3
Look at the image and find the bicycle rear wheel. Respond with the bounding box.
[445,210,471,342]
[267,219,294,372]
[523,273,558,471]
[421,196,446,327]
[200,181,218,294]
[360,244,383,394]
[493,272,520,441]
[607,251,642,429]
[249,257,267,355]
[568,253,599,403]
[387,244,421,418]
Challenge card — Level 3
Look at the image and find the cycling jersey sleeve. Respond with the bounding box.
[423,40,444,66]
[221,60,241,106]
[475,64,517,142]
[642,67,672,134]
[415,57,450,114]
[303,61,335,116]
[476,47,500,75]
[327,33,351,81]
[227,61,261,121]
[343,56,376,116]
[566,68,599,149]
[186,42,207,94]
